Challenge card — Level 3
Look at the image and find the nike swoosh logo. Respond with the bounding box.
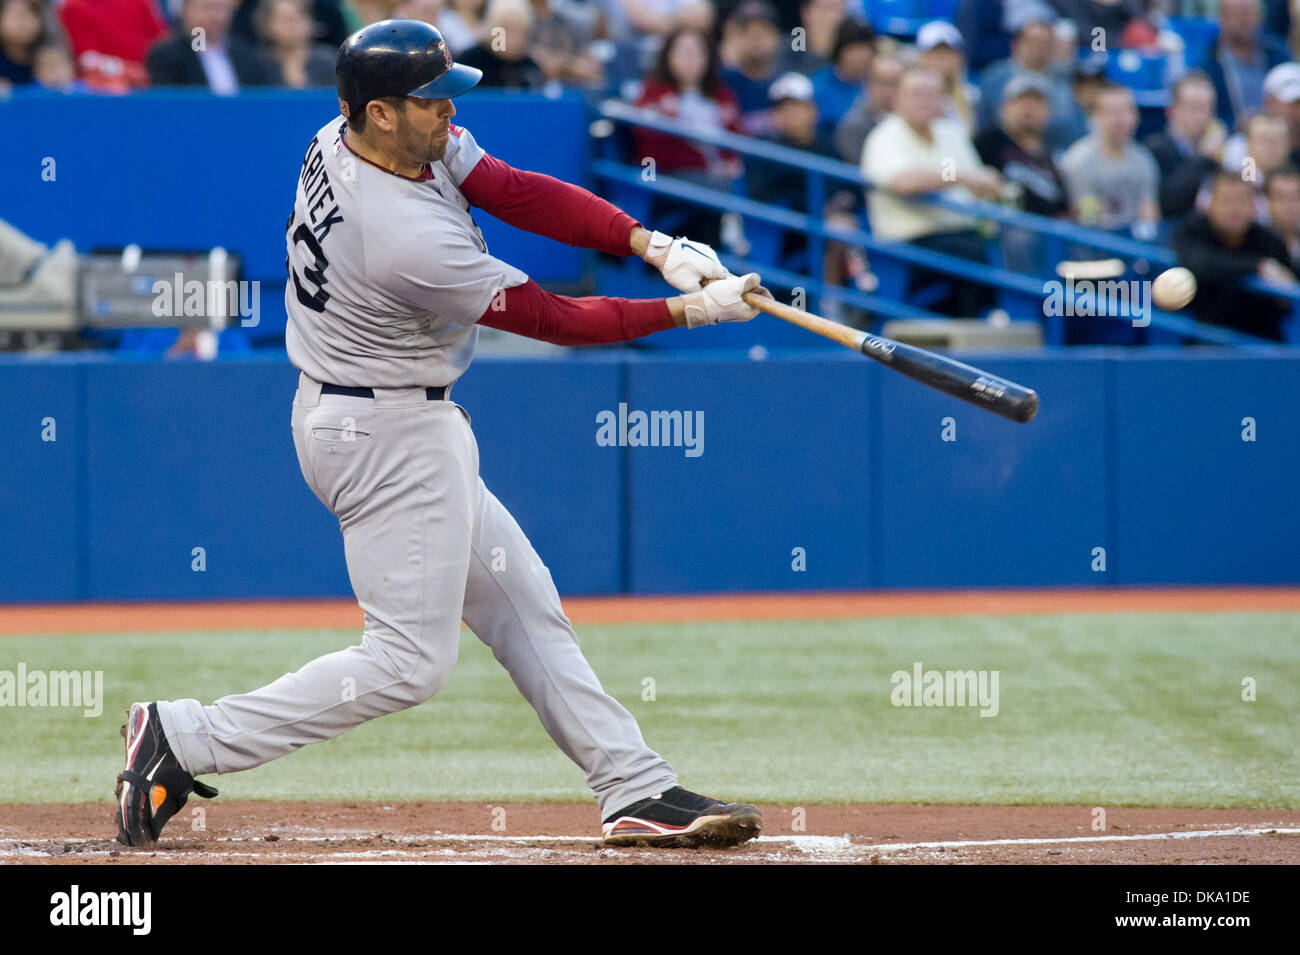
[680,242,710,259]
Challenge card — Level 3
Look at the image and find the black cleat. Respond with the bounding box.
[113,702,217,847]
[601,786,762,848]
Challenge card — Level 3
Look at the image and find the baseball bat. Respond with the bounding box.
[742,292,1039,424]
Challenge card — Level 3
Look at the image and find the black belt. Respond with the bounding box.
[321,383,447,400]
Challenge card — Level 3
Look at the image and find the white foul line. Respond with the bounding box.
[849,827,1300,853]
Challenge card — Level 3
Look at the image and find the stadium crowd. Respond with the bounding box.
[4,0,1300,340]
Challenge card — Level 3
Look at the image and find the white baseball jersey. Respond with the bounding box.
[284,118,529,387]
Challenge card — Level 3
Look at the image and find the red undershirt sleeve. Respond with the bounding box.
[477,278,674,345]
[459,152,642,256]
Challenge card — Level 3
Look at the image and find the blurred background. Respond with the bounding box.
[2,0,1298,602]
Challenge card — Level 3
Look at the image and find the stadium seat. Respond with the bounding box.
[1104,49,1172,108]
[867,0,929,37]
[869,252,951,312]
[1165,16,1219,71]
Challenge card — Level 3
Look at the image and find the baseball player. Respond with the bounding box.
[115,19,770,850]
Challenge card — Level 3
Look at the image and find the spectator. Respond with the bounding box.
[232,0,351,49]
[1143,71,1227,220]
[33,42,84,91]
[456,0,546,89]
[778,0,843,76]
[916,19,977,133]
[632,25,743,246]
[1265,165,1300,272]
[719,0,784,137]
[1200,0,1289,131]
[975,71,1067,273]
[57,0,168,91]
[747,70,837,209]
[1172,170,1294,341]
[974,73,1068,218]
[833,51,901,162]
[1060,83,1159,236]
[1208,113,1290,221]
[439,0,488,54]
[146,0,282,91]
[747,70,866,303]
[979,12,1086,153]
[956,0,1009,72]
[0,0,46,87]
[1050,15,1077,65]
[863,66,1002,317]
[809,17,874,140]
[1258,61,1300,165]
[1070,53,1107,117]
[257,0,336,87]
[526,0,605,89]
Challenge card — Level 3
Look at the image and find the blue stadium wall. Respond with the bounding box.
[2,349,1297,601]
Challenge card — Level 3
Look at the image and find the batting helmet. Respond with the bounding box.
[336,19,482,120]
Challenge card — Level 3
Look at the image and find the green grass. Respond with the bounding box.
[1,612,1297,807]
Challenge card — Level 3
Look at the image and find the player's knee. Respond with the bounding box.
[402,640,459,704]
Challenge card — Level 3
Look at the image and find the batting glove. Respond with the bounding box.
[680,272,769,328]
[642,230,729,292]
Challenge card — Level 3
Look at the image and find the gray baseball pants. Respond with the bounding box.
[158,372,677,816]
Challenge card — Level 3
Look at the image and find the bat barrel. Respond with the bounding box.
[859,332,1039,424]
[743,292,1040,424]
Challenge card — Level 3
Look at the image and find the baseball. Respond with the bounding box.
[1152,267,1197,311]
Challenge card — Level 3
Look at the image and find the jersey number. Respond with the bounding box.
[287,217,331,313]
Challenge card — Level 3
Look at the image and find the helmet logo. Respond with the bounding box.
[437,41,451,71]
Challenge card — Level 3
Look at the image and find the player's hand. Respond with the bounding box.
[641,230,729,292]
[680,272,769,328]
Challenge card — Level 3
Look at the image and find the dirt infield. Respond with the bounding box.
[2,802,1296,865]
[3,587,1300,635]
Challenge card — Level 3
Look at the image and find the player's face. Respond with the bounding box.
[395,96,457,165]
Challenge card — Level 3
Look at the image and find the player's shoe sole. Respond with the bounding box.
[602,805,763,848]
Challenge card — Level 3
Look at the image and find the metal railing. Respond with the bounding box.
[594,99,1296,347]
